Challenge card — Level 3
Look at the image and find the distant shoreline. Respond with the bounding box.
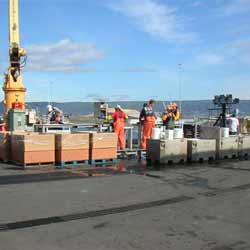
[1,100,249,117]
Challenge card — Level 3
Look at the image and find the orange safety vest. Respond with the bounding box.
[112,111,128,126]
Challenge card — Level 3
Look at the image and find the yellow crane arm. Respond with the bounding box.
[9,0,20,49]
[2,0,26,120]
[9,0,26,66]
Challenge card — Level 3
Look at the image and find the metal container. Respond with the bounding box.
[7,109,26,131]
[218,136,239,160]
[147,139,187,165]
[238,135,250,159]
[187,139,216,162]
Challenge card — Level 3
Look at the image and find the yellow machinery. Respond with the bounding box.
[2,0,26,120]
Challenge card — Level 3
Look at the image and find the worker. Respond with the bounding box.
[162,104,175,130]
[172,103,180,121]
[140,100,157,149]
[139,104,148,124]
[47,105,64,124]
[112,105,128,150]
[227,114,239,135]
[162,103,180,129]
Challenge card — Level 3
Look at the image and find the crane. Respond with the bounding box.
[2,0,26,122]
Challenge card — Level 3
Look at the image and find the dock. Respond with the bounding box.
[0,159,250,250]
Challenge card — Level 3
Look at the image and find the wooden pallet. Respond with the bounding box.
[57,160,89,168]
[12,161,55,168]
[11,150,55,168]
[89,158,117,165]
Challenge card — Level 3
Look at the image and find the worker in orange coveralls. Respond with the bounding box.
[112,105,128,150]
[140,100,157,149]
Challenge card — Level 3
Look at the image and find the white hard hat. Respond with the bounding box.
[47,105,53,112]
[116,105,122,110]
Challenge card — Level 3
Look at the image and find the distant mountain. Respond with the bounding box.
[0,100,249,118]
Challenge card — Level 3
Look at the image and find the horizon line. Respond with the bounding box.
[22,99,249,103]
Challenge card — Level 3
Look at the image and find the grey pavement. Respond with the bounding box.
[0,160,250,250]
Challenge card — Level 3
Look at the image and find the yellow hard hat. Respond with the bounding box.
[107,115,112,121]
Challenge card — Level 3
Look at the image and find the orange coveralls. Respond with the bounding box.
[112,111,128,150]
[140,106,156,150]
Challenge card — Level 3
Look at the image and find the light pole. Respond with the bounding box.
[48,81,53,106]
[178,63,182,114]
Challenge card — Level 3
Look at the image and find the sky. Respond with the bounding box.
[0,0,250,102]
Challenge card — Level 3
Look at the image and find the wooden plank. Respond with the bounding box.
[11,133,55,152]
[55,133,89,150]
[11,150,55,166]
[90,133,117,149]
[90,148,117,160]
[55,149,89,163]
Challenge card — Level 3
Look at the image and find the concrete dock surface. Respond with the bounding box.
[0,160,250,250]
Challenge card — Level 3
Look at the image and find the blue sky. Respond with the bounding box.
[0,0,250,102]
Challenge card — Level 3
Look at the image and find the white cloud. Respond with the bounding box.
[195,52,224,65]
[26,39,104,73]
[189,38,250,68]
[190,1,203,7]
[107,0,196,43]
[221,0,250,15]
[110,94,131,101]
[85,94,108,102]
[123,66,157,72]
[227,38,250,50]
[85,93,131,102]
[225,38,250,64]
[221,75,250,99]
